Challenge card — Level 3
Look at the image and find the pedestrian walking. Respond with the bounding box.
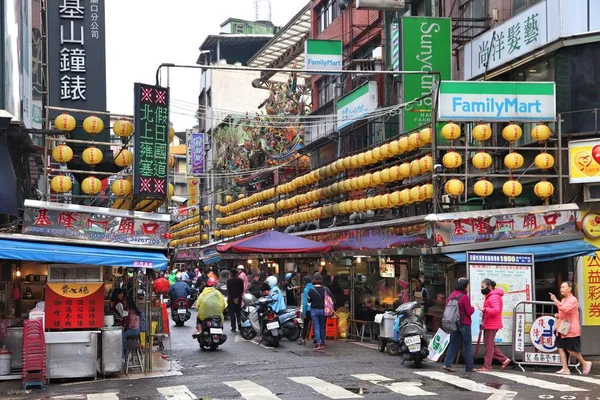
[237,265,249,293]
[442,277,475,372]
[227,269,244,332]
[475,278,511,372]
[307,273,334,350]
[550,281,593,375]
[297,274,313,345]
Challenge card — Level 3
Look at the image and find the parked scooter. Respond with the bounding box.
[396,301,429,367]
[240,293,302,342]
[240,294,282,347]
[196,315,227,350]
[171,298,191,327]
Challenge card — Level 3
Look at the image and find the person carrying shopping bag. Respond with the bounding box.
[307,274,335,351]
[442,277,475,372]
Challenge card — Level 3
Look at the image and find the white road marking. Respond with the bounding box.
[352,373,437,396]
[87,394,119,400]
[156,385,196,399]
[223,380,281,400]
[538,372,600,386]
[414,371,516,400]
[290,376,363,399]
[479,371,588,392]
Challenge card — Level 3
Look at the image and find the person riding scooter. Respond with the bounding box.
[194,277,227,336]
[168,274,193,306]
[265,276,286,313]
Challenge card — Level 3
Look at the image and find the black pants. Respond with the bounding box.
[229,302,242,330]
[301,313,312,340]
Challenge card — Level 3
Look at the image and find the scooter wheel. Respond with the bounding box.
[386,342,399,356]
[377,341,386,352]
[209,344,219,351]
[413,353,423,368]
[240,327,256,340]
[175,321,184,327]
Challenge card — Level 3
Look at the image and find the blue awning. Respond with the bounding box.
[445,239,598,264]
[0,239,168,270]
[202,255,221,265]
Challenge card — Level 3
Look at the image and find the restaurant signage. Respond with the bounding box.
[22,200,170,248]
[175,247,201,261]
[134,83,170,197]
[186,131,205,176]
[438,81,556,122]
[305,39,342,73]
[45,282,104,329]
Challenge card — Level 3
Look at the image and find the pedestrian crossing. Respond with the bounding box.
[45,369,599,400]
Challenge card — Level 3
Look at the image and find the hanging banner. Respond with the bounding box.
[186,131,205,176]
[133,83,170,197]
[45,283,104,329]
[467,252,534,345]
[187,177,200,208]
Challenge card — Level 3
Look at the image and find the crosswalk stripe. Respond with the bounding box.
[156,385,196,399]
[537,372,600,385]
[87,394,119,400]
[414,371,516,400]
[479,371,588,392]
[290,376,363,399]
[224,380,281,400]
[352,373,437,396]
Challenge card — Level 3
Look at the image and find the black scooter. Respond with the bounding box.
[196,315,227,350]
[396,301,429,367]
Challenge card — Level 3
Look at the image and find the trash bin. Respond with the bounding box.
[379,313,396,338]
[0,346,12,375]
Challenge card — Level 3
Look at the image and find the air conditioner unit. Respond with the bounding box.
[356,0,406,10]
[583,183,600,202]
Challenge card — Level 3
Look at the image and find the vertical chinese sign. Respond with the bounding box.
[581,254,600,325]
[133,83,170,197]
[186,131,205,176]
[45,283,104,329]
[187,178,200,216]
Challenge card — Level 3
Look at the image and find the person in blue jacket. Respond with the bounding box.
[265,276,286,313]
[297,274,313,345]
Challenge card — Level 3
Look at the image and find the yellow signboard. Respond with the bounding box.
[46,282,103,299]
[187,177,200,208]
[568,139,600,183]
[580,211,600,325]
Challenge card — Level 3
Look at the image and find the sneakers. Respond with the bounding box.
[583,361,592,376]
[315,344,325,350]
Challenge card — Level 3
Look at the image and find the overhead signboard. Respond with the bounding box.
[438,81,556,122]
[357,0,405,10]
[337,81,378,130]
[402,17,451,133]
[305,39,342,73]
[568,138,600,183]
[186,130,205,176]
[133,83,170,197]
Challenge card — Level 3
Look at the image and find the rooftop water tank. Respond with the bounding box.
[255,0,271,22]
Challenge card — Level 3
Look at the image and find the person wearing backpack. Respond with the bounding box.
[442,278,475,372]
[307,274,335,351]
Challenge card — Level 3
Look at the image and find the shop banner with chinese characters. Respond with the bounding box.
[22,200,170,247]
[45,283,104,329]
[134,83,170,197]
[186,131,205,176]
[467,252,534,344]
[568,138,600,183]
[379,257,395,278]
[578,210,600,325]
[434,209,577,246]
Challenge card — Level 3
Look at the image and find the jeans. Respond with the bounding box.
[229,301,242,330]
[484,329,508,369]
[122,328,140,358]
[311,309,326,345]
[443,324,474,371]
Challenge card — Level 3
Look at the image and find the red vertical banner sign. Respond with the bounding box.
[45,283,104,329]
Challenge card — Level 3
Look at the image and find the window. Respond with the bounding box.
[236,23,244,34]
[317,0,340,34]
[317,76,336,108]
[512,0,542,16]
[457,0,488,41]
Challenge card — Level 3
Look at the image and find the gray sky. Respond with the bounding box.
[105,0,308,130]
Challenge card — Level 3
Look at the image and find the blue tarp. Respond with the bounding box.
[445,239,598,264]
[0,239,168,270]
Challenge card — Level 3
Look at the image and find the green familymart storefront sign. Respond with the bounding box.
[438,81,556,122]
[305,39,342,72]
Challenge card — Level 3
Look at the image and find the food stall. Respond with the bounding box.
[0,200,169,380]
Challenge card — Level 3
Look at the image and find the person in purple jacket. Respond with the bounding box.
[476,278,511,371]
[443,277,475,372]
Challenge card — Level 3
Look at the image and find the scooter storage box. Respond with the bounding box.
[379,313,396,339]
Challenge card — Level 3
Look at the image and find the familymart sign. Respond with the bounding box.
[438,81,556,122]
[305,39,342,72]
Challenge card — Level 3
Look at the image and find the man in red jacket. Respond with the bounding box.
[442,277,475,372]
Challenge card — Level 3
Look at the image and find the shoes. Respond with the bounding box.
[474,367,493,372]
[315,345,325,350]
[583,361,592,376]
[230,327,237,332]
[297,339,306,345]
[442,365,456,372]
[555,369,571,375]
[501,358,512,370]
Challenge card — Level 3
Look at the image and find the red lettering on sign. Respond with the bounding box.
[117,218,135,236]
[141,222,159,235]
[523,214,537,230]
[34,209,52,226]
[58,211,79,228]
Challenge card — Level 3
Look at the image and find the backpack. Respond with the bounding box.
[323,288,335,318]
[441,293,464,332]
[139,311,147,332]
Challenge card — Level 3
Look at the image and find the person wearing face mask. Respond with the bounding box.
[475,278,511,372]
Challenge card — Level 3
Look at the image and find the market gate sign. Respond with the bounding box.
[438,81,556,122]
[305,39,342,73]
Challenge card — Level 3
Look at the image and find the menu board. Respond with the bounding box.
[133,83,170,197]
[467,252,534,344]
[45,283,104,329]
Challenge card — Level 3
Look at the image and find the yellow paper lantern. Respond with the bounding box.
[504,152,524,170]
[534,180,554,199]
[113,120,134,137]
[52,144,74,163]
[356,175,367,190]
[203,205,210,213]
[445,179,464,197]
[390,191,401,206]
[54,113,76,132]
[365,197,375,210]
[389,140,401,156]
[388,166,401,181]
[169,126,176,143]
[381,194,393,208]
[357,153,367,166]
[238,193,246,199]
[472,152,492,169]
[343,179,353,192]
[371,147,382,161]
[350,155,359,168]
[82,146,103,165]
[202,233,209,241]
[363,151,373,165]
[381,168,393,183]
[168,183,175,199]
[83,115,104,135]
[408,132,422,149]
[398,136,412,153]
[373,195,383,209]
[81,176,102,195]
[335,159,345,172]
[342,157,352,169]
[419,128,433,145]
[441,122,461,140]
[111,179,132,196]
[399,162,411,179]
[350,177,360,191]
[225,195,233,204]
[169,154,175,169]
[399,188,412,205]
[410,159,422,176]
[419,155,434,173]
[420,183,434,200]
[51,175,72,193]
[372,171,383,185]
[362,173,373,188]
[531,124,552,142]
[442,151,462,169]
[357,198,367,212]
[535,152,555,170]
[502,123,523,142]
[410,186,422,203]
[472,124,492,141]
[473,179,494,197]
[114,149,133,167]
[380,144,391,159]
[331,203,341,215]
[502,180,523,198]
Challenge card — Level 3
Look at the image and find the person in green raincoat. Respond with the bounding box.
[168,269,178,286]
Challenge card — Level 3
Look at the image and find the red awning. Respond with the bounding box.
[217,230,331,254]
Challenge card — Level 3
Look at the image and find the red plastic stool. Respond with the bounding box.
[325,317,338,340]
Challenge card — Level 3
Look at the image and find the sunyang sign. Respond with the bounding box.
[438,81,555,122]
[305,39,342,72]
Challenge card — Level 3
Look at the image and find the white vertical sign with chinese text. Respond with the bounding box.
[515,313,525,352]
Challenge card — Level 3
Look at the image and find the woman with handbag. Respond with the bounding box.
[307,274,334,351]
[550,281,592,375]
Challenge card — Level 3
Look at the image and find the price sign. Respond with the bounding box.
[133,83,170,197]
